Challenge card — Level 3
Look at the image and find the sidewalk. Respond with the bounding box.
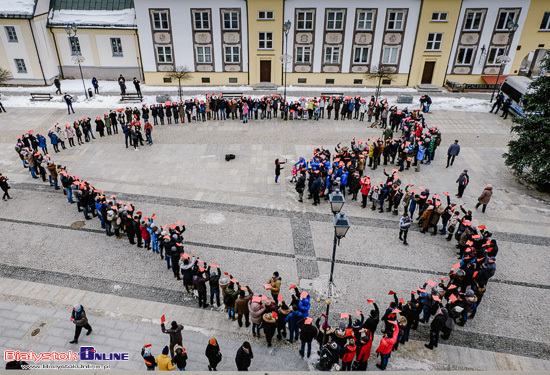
[1,278,549,371]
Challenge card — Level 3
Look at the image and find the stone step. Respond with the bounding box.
[415,84,443,92]
[253,82,278,90]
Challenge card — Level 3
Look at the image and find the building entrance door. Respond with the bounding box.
[260,60,271,82]
[421,61,435,84]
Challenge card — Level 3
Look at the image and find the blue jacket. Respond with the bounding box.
[285,310,304,330]
[38,135,47,147]
[48,133,59,145]
[417,146,426,160]
[340,172,348,187]
[298,296,311,317]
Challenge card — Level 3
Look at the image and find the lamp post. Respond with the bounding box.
[65,22,88,100]
[316,189,350,371]
[490,20,519,102]
[283,20,291,102]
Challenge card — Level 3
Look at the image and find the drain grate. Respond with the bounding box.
[31,328,40,336]
[70,221,86,229]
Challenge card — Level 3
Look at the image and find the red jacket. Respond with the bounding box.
[341,344,357,363]
[376,322,398,355]
[141,226,151,241]
[360,180,371,196]
[356,333,373,362]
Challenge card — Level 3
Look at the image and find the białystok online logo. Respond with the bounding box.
[4,346,129,362]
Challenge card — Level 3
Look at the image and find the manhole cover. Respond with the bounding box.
[31,328,40,336]
[70,221,86,229]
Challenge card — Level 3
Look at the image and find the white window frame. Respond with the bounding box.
[425,33,443,51]
[324,46,340,64]
[223,11,239,30]
[357,11,374,31]
[540,12,550,30]
[5,26,18,42]
[258,11,274,20]
[326,11,344,30]
[225,46,240,63]
[297,11,314,30]
[431,12,448,22]
[464,11,483,31]
[487,47,507,65]
[496,11,516,31]
[353,46,370,64]
[382,46,399,64]
[110,37,123,57]
[258,32,273,49]
[196,46,212,63]
[152,11,169,30]
[387,11,404,31]
[456,47,474,65]
[296,46,311,63]
[194,11,210,30]
[15,58,27,73]
[157,46,172,63]
[68,36,81,55]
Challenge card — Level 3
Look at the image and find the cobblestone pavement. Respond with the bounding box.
[0,106,549,370]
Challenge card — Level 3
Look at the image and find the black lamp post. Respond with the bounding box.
[316,189,350,370]
[283,20,291,102]
[65,22,88,99]
[490,20,519,102]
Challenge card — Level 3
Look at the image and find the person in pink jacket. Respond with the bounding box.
[243,103,249,123]
[375,320,398,370]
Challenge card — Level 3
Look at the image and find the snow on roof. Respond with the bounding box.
[48,8,136,27]
[0,0,36,16]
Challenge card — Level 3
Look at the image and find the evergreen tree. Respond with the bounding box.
[503,52,550,189]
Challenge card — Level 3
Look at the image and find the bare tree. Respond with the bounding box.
[364,65,396,102]
[0,67,13,85]
[164,66,191,102]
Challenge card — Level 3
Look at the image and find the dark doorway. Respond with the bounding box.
[421,61,435,84]
[260,60,271,82]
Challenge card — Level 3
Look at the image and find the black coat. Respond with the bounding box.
[173,351,187,369]
[205,344,222,366]
[299,323,318,342]
[430,313,447,332]
[363,303,379,334]
[235,347,253,370]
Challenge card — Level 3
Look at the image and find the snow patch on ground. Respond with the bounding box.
[200,212,226,225]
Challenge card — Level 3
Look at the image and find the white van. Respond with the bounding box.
[500,76,533,116]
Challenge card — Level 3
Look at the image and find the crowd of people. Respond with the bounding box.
[8,91,500,372]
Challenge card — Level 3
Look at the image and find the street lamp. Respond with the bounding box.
[65,22,88,99]
[490,19,519,102]
[283,20,291,104]
[317,190,350,371]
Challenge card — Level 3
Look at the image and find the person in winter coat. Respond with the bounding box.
[64,93,74,114]
[48,130,60,153]
[341,338,357,371]
[249,298,266,337]
[285,305,304,343]
[363,302,379,335]
[456,170,469,198]
[141,344,157,371]
[274,159,285,183]
[133,77,142,96]
[261,312,277,347]
[295,172,306,202]
[205,338,222,371]
[476,184,493,213]
[92,77,99,94]
[55,126,67,149]
[299,318,318,358]
[276,302,291,340]
[375,320,398,370]
[172,345,188,371]
[268,272,281,301]
[95,117,105,137]
[156,346,175,371]
[193,270,211,308]
[399,212,411,245]
[424,308,448,349]
[46,161,60,190]
[447,140,460,168]
[355,330,373,370]
[207,265,222,307]
[69,303,92,344]
[360,176,371,208]
[298,292,311,318]
[235,286,254,327]
[161,321,184,358]
[54,76,61,94]
[235,341,253,371]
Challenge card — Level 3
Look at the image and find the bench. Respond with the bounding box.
[397,94,414,103]
[30,93,53,101]
[120,93,143,102]
[221,92,243,99]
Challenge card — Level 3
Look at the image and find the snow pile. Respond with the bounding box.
[1,0,35,16]
[48,9,136,27]
[285,85,417,93]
